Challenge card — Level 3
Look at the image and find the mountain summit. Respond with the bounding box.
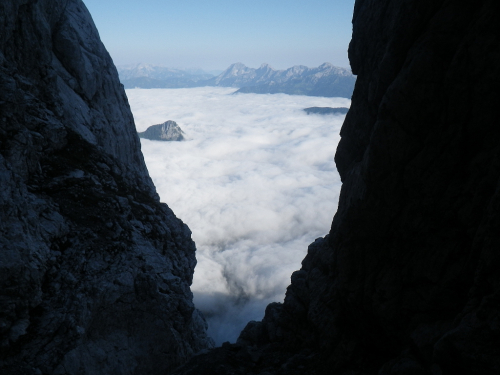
[138,121,185,141]
[209,62,356,98]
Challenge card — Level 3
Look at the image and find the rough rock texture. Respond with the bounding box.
[174,1,500,374]
[138,121,185,142]
[0,1,212,374]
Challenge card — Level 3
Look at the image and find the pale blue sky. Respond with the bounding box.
[83,0,355,71]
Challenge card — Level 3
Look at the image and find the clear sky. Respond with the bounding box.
[82,0,355,71]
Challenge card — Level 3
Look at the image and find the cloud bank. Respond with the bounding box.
[126,87,348,345]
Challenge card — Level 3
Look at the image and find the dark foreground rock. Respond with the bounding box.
[303,107,349,115]
[175,1,500,374]
[0,1,212,374]
[138,120,185,141]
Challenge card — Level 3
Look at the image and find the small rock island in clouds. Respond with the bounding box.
[303,107,349,115]
[138,120,185,141]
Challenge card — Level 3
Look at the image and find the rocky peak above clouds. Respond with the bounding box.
[303,106,349,115]
[138,120,185,141]
[229,62,356,98]
[210,62,353,88]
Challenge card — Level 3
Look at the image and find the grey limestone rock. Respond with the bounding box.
[138,120,185,142]
[0,1,212,374]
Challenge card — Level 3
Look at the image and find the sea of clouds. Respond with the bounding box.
[126,87,348,345]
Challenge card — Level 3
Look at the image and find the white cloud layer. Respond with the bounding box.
[126,87,348,345]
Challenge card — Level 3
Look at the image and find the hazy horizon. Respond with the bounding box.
[116,60,353,78]
[82,0,355,71]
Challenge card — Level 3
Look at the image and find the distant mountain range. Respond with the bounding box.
[117,64,216,89]
[229,63,355,98]
[118,63,356,98]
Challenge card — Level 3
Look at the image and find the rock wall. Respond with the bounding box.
[0,1,212,374]
[174,1,500,374]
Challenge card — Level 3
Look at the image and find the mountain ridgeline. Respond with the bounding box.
[118,64,214,89]
[118,62,356,98]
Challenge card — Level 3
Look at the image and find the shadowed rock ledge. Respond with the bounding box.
[173,1,500,374]
[0,1,212,374]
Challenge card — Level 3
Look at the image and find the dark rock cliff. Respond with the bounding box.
[0,1,212,374]
[174,1,500,374]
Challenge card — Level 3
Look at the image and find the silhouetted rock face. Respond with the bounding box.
[0,1,212,374]
[174,1,500,374]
